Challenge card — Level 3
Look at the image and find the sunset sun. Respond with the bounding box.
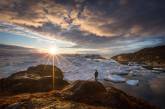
[48,47,59,55]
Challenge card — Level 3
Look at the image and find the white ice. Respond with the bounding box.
[126,80,139,86]
[104,74,126,83]
[0,54,153,86]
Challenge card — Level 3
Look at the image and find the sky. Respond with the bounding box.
[0,0,165,56]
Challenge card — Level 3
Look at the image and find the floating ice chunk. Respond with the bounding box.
[104,74,126,83]
[129,70,140,76]
[126,80,139,86]
[152,68,165,71]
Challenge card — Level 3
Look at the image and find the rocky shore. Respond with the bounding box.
[112,46,165,70]
[0,65,159,109]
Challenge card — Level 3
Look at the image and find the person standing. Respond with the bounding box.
[94,70,98,81]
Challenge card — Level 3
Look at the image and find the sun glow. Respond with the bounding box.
[48,47,59,55]
[47,46,59,89]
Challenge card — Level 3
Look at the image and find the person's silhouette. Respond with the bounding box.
[94,70,98,81]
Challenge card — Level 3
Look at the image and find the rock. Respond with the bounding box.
[0,65,69,95]
[112,46,165,68]
[0,80,158,109]
[104,74,126,83]
[10,64,64,80]
[62,80,108,106]
[62,80,106,99]
[61,80,157,109]
[126,80,139,86]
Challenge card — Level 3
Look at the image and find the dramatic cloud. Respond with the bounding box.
[0,0,165,55]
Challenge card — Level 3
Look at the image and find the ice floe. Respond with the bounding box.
[104,74,126,83]
[126,80,139,86]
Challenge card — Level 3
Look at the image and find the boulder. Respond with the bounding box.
[62,80,106,97]
[0,65,69,95]
[9,64,63,80]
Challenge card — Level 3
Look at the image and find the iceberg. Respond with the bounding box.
[126,80,139,86]
[104,74,126,83]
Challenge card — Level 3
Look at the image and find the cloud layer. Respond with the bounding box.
[0,0,165,55]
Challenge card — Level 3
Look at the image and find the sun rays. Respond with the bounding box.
[40,46,75,89]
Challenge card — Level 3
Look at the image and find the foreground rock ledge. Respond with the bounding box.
[0,80,158,109]
[61,80,158,109]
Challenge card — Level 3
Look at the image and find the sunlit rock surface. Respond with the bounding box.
[0,81,158,109]
[62,80,106,99]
